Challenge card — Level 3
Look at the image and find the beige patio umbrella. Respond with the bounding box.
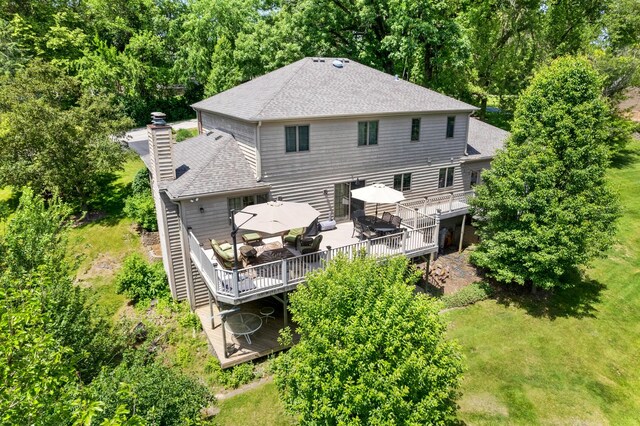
[350,183,405,216]
[234,200,320,235]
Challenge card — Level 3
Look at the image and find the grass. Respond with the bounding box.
[445,138,640,424]
[214,381,296,426]
[175,128,199,142]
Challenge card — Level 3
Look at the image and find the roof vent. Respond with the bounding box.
[215,135,223,140]
[332,59,344,68]
[312,58,319,62]
[150,111,167,125]
[319,58,325,62]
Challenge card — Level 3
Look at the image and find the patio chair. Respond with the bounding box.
[352,218,376,240]
[382,212,392,223]
[297,234,323,254]
[391,215,402,228]
[283,228,304,245]
[353,209,365,221]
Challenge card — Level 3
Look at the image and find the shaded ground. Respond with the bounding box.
[415,248,484,295]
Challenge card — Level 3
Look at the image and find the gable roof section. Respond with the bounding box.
[160,130,269,199]
[192,58,477,121]
[464,118,510,161]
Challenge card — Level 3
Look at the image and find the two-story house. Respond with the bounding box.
[142,57,508,313]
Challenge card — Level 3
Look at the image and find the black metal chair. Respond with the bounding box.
[382,212,392,223]
[391,215,402,228]
[352,218,376,240]
[353,209,365,221]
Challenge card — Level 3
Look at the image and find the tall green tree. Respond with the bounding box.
[471,56,621,289]
[0,61,132,209]
[274,255,463,424]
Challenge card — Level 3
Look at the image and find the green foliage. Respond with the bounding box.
[273,255,464,425]
[124,168,157,231]
[175,127,199,142]
[0,61,132,209]
[471,56,622,289]
[115,254,169,303]
[87,350,214,426]
[123,193,158,231]
[204,358,256,389]
[441,282,493,309]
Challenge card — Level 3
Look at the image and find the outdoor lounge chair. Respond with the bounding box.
[297,234,323,254]
[210,239,235,269]
[283,228,304,245]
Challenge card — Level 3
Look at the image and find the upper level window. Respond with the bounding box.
[228,193,269,223]
[438,167,455,188]
[358,121,378,146]
[411,118,420,141]
[393,173,412,191]
[285,125,309,152]
[446,116,455,138]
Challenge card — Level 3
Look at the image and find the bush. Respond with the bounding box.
[204,358,256,389]
[174,128,199,142]
[123,193,158,231]
[441,282,493,309]
[115,254,169,303]
[87,351,214,425]
[131,168,151,196]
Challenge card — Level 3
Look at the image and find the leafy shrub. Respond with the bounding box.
[441,282,493,309]
[175,128,198,142]
[123,193,158,231]
[178,310,202,332]
[87,351,214,425]
[131,168,151,195]
[204,358,256,389]
[115,254,169,303]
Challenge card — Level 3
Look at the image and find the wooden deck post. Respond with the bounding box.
[414,208,419,228]
[281,259,288,284]
[448,193,454,212]
[208,291,215,329]
[458,214,466,253]
[434,209,442,259]
[326,246,332,262]
[284,292,289,327]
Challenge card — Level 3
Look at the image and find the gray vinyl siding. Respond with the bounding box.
[259,114,467,221]
[259,114,467,183]
[181,195,238,245]
[191,261,210,307]
[461,159,492,190]
[156,191,188,301]
[200,112,258,175]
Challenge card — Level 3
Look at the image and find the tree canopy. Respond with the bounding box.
[273,255,463,424]
[470,56,621,289]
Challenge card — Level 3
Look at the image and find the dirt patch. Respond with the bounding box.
[459,393,509,418]
[72,211,108,227]
[75,253,120,286]
[416,248,484,295]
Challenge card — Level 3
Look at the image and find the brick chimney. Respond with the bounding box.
[147,112,175,182]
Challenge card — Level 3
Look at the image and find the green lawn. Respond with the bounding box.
[214,382,296,426]
[446,138,640,424]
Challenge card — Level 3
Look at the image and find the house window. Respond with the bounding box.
[227,193,269,223]
[411,118,420,141]
[470,170,479,187]
[393,173,412,191]
[358,121,378,146]
[446,116,455,138]
[285,125,309,152]
[438,167,455,188]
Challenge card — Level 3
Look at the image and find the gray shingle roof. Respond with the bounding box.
[160,130,269,199]
[192,58,478,121]
[464,118,510,161]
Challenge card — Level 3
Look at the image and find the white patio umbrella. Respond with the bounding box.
[350,183,405,216]
[233,200,320,235]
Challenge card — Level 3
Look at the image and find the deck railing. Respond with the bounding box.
[400,190,474,216]
[188,223,438,304]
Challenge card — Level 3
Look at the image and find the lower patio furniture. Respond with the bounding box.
[298,234,323,254]
[241,232,263,246]
[283,228,304,245]
[211,239,235,269]
[259,306,276,323]
[224,312,262,344]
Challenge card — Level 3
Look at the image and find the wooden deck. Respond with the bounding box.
[195,298,297,369]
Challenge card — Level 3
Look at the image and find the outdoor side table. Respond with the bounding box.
[259,306,275,323]
[242,232,263,246]
[224,312,262,344]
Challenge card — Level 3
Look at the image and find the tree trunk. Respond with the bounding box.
[479,97,487,121]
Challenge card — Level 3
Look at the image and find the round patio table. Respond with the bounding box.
[224,312,262,344]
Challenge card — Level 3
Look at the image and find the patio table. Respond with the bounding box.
[224,312,262,344]
[360,215,397,235]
